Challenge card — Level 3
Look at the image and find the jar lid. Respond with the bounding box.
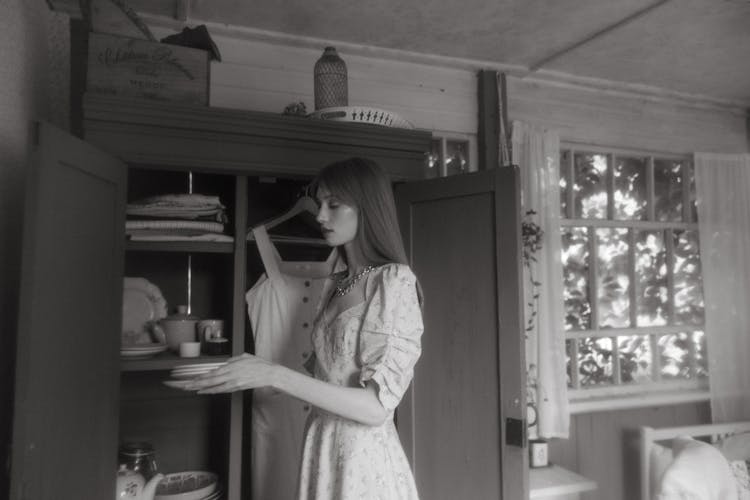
[164,305,199,321]
[119,441,155,457]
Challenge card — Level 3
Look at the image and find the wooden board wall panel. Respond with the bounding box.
[507,76,749,154]
[211,84,477,134]
[144,27,479,134]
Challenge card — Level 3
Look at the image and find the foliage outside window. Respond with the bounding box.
[424,133,476,178]
[560,146,707,401]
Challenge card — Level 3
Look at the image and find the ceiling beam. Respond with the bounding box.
[527,0,673,73]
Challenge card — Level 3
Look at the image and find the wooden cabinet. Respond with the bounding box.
[11,97,430,500]
[12,95,527,500]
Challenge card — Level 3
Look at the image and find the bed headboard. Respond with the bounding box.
[639,421,750,500]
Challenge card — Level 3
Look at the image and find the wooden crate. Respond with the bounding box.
[87,32,209,105]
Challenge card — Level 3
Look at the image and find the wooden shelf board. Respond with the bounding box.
[126,240,234,253]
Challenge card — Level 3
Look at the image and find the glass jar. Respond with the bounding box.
[118,442,158,480]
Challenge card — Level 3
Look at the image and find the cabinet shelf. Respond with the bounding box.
[121,353,231,372]
[126,240,234,253]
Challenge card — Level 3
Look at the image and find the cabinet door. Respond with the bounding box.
[10,123,127,500]
[395,167,527,500]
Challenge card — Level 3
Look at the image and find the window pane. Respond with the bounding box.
[597,228,631,328]
[654,159,684,222]
[562,227,591,330]
[574,152,608,219]
[566,339,574,388]
[560,150,569,217]
[578,337,614,387]
[614,156,647,220]
[636,230,668,326]
[694,330,707,378]
[618,335,653,383]
[687,162,698,222]
[673,229,705,325]
[445,139,469,176]
[424,139,442,179]
[658,332,692,380]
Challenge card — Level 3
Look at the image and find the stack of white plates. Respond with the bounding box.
[121,342,168,359]
[163,362,226,389]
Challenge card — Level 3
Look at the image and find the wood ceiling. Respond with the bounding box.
[58,0,750,108]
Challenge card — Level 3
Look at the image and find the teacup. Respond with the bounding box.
[179,342,201,358]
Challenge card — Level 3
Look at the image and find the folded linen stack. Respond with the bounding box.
[126,193,234,241]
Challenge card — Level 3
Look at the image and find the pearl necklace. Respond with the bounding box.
[333,266,376,297]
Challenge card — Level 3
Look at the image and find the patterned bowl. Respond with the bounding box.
[309,106,413,129]
[154,471,218,500]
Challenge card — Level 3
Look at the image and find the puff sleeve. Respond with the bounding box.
[358,264,423,412]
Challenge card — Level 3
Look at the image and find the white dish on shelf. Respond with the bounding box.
[170,371,205,380]
[171,366,225,379]
[173,362,226,371]
[162,379,195,389]
[122,342,168,351]
[120,343,168,358]
[122,277,167,336]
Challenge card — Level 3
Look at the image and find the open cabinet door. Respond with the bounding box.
[395,167,528,500]
[10,123,127,500]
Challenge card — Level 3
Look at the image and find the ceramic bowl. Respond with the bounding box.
[154,471,218,500]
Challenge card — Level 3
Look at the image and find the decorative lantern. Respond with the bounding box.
[314,46,348,110]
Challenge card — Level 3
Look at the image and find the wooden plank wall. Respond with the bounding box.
[507,75,749,154]
[148,26,478,135]
[552,402,711,500]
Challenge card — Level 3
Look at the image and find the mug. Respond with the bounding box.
[179,342,201,358]
[198,319,225,342]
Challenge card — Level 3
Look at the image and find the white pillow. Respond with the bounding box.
[656,436,738,500]
[650,442,673,498]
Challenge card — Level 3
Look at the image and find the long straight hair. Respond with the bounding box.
[312,157,408,267]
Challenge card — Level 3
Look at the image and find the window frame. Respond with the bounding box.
[559,143,708,412]
[426,131,477,177]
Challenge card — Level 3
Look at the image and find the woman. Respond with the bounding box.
[185,157,424,499]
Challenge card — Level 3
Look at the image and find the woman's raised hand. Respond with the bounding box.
[185,353,278,394]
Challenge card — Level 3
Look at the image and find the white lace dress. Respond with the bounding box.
[297,264,423,500]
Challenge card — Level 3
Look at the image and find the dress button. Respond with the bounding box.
[304,280,311,287]
[303,405,310,411]
[303,322,309,328]
[302,351,309,358]
[302,297,309,303]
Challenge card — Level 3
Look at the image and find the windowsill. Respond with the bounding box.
[569,389,709,414]
[529,465,597,499]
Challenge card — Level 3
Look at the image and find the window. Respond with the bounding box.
[559,145,707,403]
[424,133,477,178]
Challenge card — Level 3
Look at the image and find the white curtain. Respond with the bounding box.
[512,121,569,439]
[694,153,750,423]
